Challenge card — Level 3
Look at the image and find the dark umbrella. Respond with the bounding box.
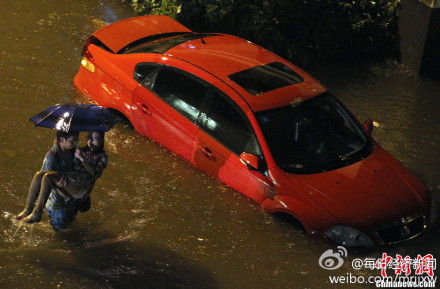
[29,103,118,132]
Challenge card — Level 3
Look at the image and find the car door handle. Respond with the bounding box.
[200,146,216,160]
[139,103,151,115]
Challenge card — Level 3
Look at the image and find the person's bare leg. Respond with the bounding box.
[23,172,61,223]
[14,171,45,220]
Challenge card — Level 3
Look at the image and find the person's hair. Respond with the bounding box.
[83,131,105,154]
[56,130,79,142]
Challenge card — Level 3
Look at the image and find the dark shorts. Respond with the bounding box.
[64,172,94,199]
[45,191,91,231]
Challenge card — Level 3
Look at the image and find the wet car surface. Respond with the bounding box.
[74,15,432,247]
[1,1,439,288]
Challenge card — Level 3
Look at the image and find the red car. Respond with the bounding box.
[74,15,431,246]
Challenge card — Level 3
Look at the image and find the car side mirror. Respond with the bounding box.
[240,153,259,170]
[363,118,380,135]
[363,118,374,135]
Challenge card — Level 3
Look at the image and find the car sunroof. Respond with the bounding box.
[228,62,304,95]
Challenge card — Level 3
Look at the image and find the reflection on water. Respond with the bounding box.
[0,1,439,288]
[41,228,219,289]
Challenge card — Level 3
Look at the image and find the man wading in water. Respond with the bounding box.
[14,131,108,231]
[14,130,78,221]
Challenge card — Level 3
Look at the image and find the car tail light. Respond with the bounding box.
[81,51,95,73]
[80,36,96,73]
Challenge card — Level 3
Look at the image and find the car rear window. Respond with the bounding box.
[228,62,304,95]
[121,33,219,54]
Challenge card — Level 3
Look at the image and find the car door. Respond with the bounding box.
[132,63,209,161]
[192,88,272,204]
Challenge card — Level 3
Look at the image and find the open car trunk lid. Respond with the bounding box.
[93,15,192,53]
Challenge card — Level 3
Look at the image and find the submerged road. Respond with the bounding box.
[0,1,438,288]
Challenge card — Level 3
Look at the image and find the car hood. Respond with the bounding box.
[284,145,429,230]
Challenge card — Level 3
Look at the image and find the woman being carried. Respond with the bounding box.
[22,131,108,230]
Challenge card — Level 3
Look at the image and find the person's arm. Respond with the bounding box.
[40,154,58,171]
[93,153,108,179]
[47,138,59,157]
[41,139,60,171]
[74,149,95,176]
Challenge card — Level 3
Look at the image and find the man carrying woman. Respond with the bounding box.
[14,131,108,231]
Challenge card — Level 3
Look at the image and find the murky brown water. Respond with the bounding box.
[0,1,439,288]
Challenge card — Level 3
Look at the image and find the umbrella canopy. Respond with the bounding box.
[29,103,118,132]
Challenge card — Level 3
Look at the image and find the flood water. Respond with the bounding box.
[0,1,439,288]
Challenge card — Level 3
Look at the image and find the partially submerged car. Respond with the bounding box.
[74,15,431,246]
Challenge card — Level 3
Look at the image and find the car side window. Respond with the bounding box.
[150,66,210,123]
[134,63,162,87]
[201,90,262,157]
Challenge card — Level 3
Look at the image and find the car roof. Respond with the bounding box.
[165,35,326,111]
[94,15,326,112]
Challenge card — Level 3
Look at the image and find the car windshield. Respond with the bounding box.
[256,93,374,174]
